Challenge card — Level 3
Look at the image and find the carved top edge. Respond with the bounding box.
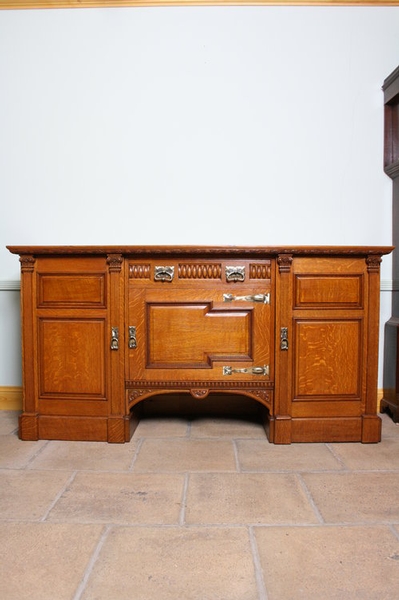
[6,245,394,258]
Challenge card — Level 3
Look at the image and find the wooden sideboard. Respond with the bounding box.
[7,245,392,444]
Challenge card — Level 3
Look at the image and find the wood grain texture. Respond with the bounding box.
[1,1,398,9]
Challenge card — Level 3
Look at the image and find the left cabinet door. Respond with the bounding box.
[19,254,126,442]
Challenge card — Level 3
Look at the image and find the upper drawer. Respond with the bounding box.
[128,259,272,287]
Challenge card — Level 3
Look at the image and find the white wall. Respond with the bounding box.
[1,6,398,386]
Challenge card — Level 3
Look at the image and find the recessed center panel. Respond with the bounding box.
[147,302,252,368]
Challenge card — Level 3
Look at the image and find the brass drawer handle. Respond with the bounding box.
[223,293,270,304]
[225,266,245,282]
[154,266,174,282]
[223,365,269,376]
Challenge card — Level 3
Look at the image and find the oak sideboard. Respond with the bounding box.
[7,245,392,444]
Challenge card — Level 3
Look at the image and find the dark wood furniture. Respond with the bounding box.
[7,245,392,443]
[381,65,399,422]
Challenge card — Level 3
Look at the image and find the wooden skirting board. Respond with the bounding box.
[0,387,23,411]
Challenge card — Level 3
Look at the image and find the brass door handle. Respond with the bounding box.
[223,365,269,376]
[128,326,137,349]
[223,293,270,304]
[280,327,288,350]
[110,327,119,351]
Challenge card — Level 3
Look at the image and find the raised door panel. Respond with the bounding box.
[294,275,363,308]
[293,319,362,400]
[38,318,106,399]
[37,274,106,308]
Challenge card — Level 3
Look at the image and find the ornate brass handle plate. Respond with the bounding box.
[128,326,137,349]
[110,327,119,351]
[225,266,245,282]
[223,365,269,376]
[154,266,175,282]
[223,292,270,304]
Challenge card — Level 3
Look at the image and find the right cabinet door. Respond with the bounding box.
[289,256,368,441]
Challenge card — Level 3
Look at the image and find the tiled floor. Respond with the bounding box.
[1,409,399,599]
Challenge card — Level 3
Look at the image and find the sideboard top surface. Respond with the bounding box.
[6,245,394,257]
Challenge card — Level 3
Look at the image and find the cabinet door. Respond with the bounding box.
[35,257,110,415]
[274,256,370,443]
[18,254,127,443]
[126,261,272,385]
[291,258,366,410]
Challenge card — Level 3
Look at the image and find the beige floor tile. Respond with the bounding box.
[237,440,343,472]
[81,526,258,600]
[255,525,399,600]
[0,469,73,521]
[329,437,399,471]
[0,522,104,600]
[47,472,184,524]
[133,439,237,472]
[0,410,20,435]
[0,435,48,469]
[135,417,189,438]
[185,473,320,525]
[380,412,399,438]
[27,439,139,471]
[189,417,266,438]
[302,472,399,523]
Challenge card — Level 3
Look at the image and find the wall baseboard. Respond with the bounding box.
[0,386,387,414]
[0,386,22,410]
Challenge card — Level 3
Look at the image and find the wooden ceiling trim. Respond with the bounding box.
[1,0,399,10]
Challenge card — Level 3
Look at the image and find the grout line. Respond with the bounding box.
[40,471,78,522]
[179,473,190,526]
[233,440,241,472]
[296,473,325,524]
[128,437,144,471]
[324,443,350,470]
[3,519,399,528]
[248,526,269,600]
[23,439,52,469]
[72,524,111,600]
[389,523,399,542]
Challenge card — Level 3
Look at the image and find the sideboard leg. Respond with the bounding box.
[128,405,142,440]
[107,416,128,443]
[19,413,38,441]
[268,415,292,444]
[361,414,382,443]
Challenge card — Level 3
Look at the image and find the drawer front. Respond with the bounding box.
[127,285,272,383]
[128,259,271,287]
